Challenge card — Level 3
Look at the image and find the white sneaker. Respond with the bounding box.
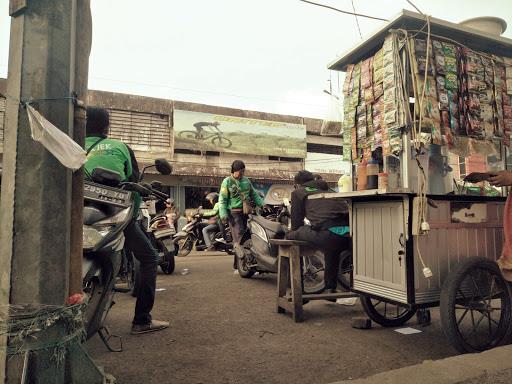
[233,270,239,275]
[215,237,226,243]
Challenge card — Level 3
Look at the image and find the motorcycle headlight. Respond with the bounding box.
[83,225,112,250]
[95,207,132,226]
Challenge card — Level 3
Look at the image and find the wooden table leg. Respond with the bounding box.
[289,246,304,322]
[276,248,290,314]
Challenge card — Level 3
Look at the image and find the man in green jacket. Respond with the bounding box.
[200,192,221,251]
[219,160,265,268]
[85,107,168,335]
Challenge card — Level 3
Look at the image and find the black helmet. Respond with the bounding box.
[294,170,314,185]
[231,160,245,173]
[206,192,219,203]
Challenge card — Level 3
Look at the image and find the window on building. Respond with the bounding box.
[107,109,171,149]
[307,143,342,155]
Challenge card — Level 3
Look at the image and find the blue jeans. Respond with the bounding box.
[202,224,218,247]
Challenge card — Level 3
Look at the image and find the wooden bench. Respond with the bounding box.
[270,238,358,323]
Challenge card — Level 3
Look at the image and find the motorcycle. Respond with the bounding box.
[236,202,352,294]
[173,211,233,256]
[82,159,173,351]
[139,198,176,275]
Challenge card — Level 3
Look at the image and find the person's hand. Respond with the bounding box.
[489,171,512,187]
[221,216,228,225]
[262,204,272,213]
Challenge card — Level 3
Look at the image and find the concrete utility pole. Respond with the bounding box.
[0,1,99,382]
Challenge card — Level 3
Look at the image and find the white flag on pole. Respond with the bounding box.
[26,104,86,171]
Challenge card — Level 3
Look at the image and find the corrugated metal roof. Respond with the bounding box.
[328,9,512,71]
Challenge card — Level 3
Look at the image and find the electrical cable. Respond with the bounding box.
[90,76,328,108]
[298,0,387,22]
[406,0,424,15]
[351,0,363,39]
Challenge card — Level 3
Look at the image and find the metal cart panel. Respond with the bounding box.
[413,200,505,304]
[353,201,408,303]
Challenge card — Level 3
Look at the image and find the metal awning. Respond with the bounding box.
[328,9,512,71]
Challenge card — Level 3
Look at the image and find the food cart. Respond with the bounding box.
[315,10,512,353]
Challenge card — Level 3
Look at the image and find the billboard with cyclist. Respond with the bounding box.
[173,110,307,158]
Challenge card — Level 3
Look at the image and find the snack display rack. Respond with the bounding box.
[316,10,512,353]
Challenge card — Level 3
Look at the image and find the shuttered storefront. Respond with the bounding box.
[108,109,171,150]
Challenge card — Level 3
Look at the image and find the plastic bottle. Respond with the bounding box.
[356,161,368,191]
[337,174,352,193]
[366,159,379,190]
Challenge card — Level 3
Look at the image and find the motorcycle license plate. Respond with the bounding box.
[154,228,175,239]
[84,181,132,207]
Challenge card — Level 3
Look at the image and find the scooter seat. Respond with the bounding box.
[251,215,286,237]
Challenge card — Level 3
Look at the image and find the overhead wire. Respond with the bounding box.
[298,0,387,22]
[351,0,363,39]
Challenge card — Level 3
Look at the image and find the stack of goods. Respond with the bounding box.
[412,38,443,144]
[411,36,512,150]
[342,34,407,162]
[341,32,512,162]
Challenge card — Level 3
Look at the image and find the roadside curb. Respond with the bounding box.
[329,345,512,384]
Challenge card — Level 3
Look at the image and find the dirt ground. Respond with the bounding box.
[87,252,459,384]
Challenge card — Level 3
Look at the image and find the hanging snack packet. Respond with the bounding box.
[439,91,449,110]
[442,42,457,57]
[435,55,446,75]
[444,56,457,73]
[445,72,458,90]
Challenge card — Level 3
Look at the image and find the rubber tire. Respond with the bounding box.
[302,251,326,294]
[440,256,512,353]
[337,250,352,290]
[237,238,256,278]
[177,236,194,257]
[131,258,141,298]
[211,136,232,148]
[161,251,176,274]
[360,295,416,327]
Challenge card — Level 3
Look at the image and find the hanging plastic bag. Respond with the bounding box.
[320,94,343,135]
[26,104,86,171]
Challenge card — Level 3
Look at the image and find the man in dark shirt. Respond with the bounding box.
[286,170,350,292]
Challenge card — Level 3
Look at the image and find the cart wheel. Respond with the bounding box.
[360,295,416,327]
[440,257,512,353]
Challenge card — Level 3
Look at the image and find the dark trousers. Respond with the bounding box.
[287,226,349,290]
[124,220,159,325]
[228,211,247,268]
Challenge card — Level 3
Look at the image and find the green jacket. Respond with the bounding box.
[201,202,219,218]
[85,136,139,215]
[219,176,264,219]
[85,136,133,181]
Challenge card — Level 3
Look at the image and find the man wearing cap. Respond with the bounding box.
[219,160,265,268]
[287,170,350,293]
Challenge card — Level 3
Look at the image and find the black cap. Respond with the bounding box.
[294,170,314,185]
[231,160,245,173]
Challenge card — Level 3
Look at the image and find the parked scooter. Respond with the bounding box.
[173,211,233,256]
[235,202,351,294]
[83,159,173,351]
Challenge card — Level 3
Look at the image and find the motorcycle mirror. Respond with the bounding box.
[155,158,172,175]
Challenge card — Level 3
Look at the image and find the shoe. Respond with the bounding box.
[206,245,215,251]
[131,320,169,335]
[214,237,226,243]
[325,288,340,302]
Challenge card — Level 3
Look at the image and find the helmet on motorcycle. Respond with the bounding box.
[206,192,219,204]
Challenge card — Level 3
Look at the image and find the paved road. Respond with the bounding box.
[87,252,459,384]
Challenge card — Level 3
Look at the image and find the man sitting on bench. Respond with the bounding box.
[286,170,350,293]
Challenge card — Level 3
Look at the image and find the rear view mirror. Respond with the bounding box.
[91,167,122,187]
[155,158,172,175]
